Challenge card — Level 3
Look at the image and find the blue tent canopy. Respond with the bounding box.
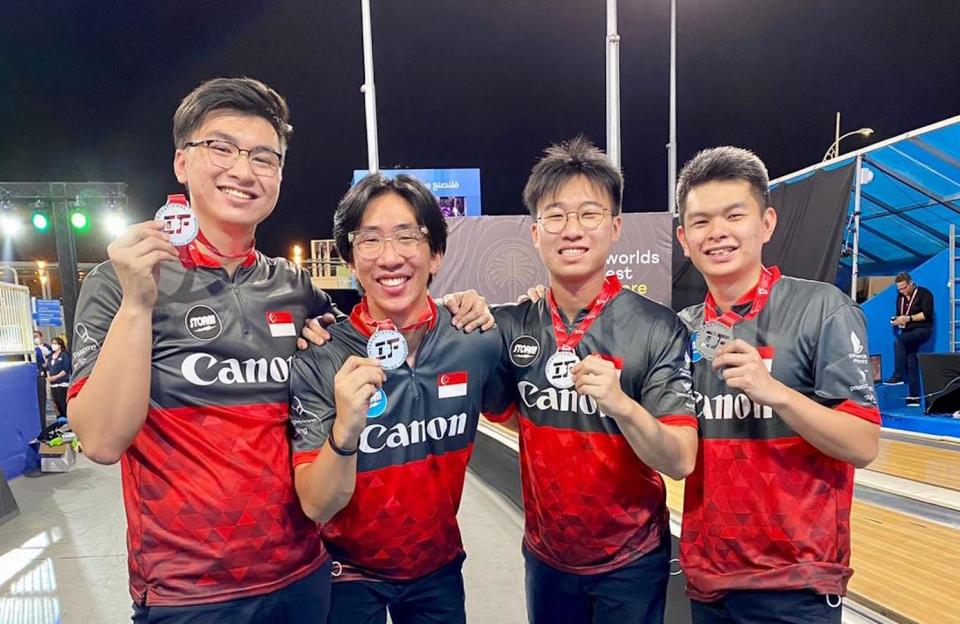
[770,116,960,276]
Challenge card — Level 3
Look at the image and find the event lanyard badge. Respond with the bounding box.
[544,275,621,389]
[696,265,780,361]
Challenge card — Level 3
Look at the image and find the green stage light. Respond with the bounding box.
[70,209,89,231]
[32,211,50,231]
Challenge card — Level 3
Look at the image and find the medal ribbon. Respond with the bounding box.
[196,230,256,260]
[546,275,622,351]
[351,296,438,337]
[703,265,781,328]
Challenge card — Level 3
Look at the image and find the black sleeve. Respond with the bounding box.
[70,263,123,388]
[289,346,340,458]
[920,287,934,320]
[480,328,517,418]
[639,317,697,422]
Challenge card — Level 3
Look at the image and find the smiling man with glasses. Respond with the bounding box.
[66,78,493,624]
[490,137,698,624]
[288,173,513,624]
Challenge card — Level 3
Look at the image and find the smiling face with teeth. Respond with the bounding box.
[676,179,777,295]
[531,174,622,291]
[350,191,443,327]
[173,111,283,244]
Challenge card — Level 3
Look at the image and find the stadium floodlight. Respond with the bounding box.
[0,212,23,237]
[104,211,128,238]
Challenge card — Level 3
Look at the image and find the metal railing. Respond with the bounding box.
[0,282,34,357]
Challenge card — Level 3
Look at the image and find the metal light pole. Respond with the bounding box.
[823,112,874,161]
[850,155,863,301]
[360,0,381,174]
[606,0,621,168]
[667,0,677,215]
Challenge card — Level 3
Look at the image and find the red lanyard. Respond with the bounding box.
[197,230,255,260]
[900,288,918,317]
[352,296,438,336]
[546,275,621,350]
[703,265,781,327]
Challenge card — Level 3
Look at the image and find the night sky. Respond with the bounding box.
[2,0,959,264]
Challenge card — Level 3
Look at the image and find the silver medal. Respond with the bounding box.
[695,321,735,361]
[154,201,199,247]
[545,348,581,389]
[367,329,408,370]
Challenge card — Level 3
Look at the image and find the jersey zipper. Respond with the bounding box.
[229,281,251,336]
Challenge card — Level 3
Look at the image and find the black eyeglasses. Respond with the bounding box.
[183,139,283,177]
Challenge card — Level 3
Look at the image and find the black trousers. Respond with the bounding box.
[894,327,932,397]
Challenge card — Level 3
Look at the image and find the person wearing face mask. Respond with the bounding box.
[33,330,53,429]
[46,337,72,419]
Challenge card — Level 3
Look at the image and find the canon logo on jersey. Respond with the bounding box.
[181,353,291,386]
[694,391,773,420]
[518,381,606,416]
[360,412,467,453]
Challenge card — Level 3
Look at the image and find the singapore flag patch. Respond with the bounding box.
[438,371,468,399]
[266,311,297,337]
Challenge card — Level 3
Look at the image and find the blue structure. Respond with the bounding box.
[0,362,41,478]
[772,116,960,438]
[771,115,960,279]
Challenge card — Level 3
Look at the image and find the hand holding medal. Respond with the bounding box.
[105,197,183,311]
[333,355,386,441]
[711,339,788,408]
[571,355,632,419]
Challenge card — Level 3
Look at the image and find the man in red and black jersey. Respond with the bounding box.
[67,78,492,623]
[675,146,881,623]
[492,137,699,624]
[289,174,513,624]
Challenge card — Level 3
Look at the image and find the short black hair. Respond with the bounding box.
[333,173,448,266]
[522,136,623,217]
[173,77,293,149]
[676,146,770,222]
[895,272,912,284]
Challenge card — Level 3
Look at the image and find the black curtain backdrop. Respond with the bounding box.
[672,163,855,311]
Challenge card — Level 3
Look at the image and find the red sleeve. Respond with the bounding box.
[67,376,89,402]
[659,413,699,429]
[483,403,518,424]
[835,399,882,425]
[293,448,322,467]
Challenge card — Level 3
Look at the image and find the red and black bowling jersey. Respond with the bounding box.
[678,272,881,602]
[289,299,511,581]
[69,245,335,606]
[492,285,697,574]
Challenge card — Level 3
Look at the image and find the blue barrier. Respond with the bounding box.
[0,362,41,478]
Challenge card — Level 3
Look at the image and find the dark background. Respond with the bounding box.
[2,0,958,263]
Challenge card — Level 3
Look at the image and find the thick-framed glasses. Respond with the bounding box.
[183,139,284,178]
[537,206,610,234]
[348,226,430,260]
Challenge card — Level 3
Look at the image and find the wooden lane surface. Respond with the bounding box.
[483,421,959,623]
[869,436,960,492]
[663,475,960,624]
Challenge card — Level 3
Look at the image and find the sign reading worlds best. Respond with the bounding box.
[432,214,672,307]
[352,168,482,216]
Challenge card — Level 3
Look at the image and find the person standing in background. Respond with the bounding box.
[46,336,72,419]
[887,272,934,406]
